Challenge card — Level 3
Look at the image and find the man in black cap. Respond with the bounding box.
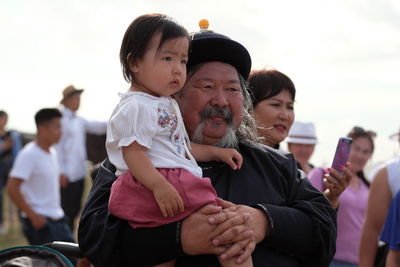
[78,24,336,267]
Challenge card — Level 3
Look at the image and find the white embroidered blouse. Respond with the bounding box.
[106,92,201,177]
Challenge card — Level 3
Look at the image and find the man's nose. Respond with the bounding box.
[210,88,228,107]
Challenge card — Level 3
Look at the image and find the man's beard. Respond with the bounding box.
[190,108,238,148]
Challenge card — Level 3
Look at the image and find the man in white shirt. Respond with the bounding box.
[56,85,107,230]
[6,108,74,245]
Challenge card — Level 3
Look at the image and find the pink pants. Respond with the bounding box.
[108,168,218,228]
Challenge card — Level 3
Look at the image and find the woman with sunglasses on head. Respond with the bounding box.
[308,126,376,267]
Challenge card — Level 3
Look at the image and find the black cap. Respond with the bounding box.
[188,26,252,79]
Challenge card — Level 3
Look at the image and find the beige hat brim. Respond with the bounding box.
[60,89,84,104]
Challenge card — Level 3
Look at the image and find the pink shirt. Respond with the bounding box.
[308,168,369,264]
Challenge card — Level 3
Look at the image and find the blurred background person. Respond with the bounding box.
[0,110,23,234]
[56,85,107,231]
[380,190,400,267]
[308,126,375,267]
[6,108,74,245]
[286,121,318,174]
[360,127,400,267]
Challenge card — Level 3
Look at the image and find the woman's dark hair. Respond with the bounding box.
[34,108,62,127]
[248,69,296,107]
[120,13,189,84]
[347,126,377,187]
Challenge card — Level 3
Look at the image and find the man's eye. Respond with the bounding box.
[227,87,240,93]
[181,59,187,65]
[163,57,172,61]
[201,85,213,91]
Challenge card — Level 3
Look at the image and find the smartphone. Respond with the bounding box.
[331,137,352,173]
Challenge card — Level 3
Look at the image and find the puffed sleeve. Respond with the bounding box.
[108,98,158,149]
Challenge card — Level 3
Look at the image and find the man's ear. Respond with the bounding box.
[127,53,140,73]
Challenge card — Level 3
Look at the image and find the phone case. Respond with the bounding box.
[331,137,352,173]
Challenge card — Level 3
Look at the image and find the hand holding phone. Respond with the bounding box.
[331,137,352,173]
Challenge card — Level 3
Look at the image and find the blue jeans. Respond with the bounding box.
[330,259,358,267]
[20,216,75,245]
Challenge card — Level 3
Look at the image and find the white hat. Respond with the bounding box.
[286,121,318,145]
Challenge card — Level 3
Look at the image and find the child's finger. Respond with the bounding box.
[159,203,168,217]
[226,158,238,170]
[177,196,184,212]
[165,202,174,217]
[234,153,243,169]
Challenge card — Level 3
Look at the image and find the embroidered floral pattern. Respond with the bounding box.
[157,108,177,131]
[158,108,184,154]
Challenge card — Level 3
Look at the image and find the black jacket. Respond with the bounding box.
[78,142,336,267]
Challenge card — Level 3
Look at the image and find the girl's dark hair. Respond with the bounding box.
[347,126,377,187]
[248,69,296,107]
[120,13,189,83]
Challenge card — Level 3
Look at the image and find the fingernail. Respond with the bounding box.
[212,239,219,246]
[220,253,227,260]
[208,217,216,223]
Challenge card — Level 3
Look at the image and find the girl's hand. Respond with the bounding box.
[212,148,243,170]
[153,181,184,217]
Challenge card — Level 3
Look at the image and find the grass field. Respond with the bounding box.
[0,196,27,250]
[0,175,93,251]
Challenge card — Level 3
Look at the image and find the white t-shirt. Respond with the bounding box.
[55,108,107,182]
[9,142,64,220]
[106,92,202,177]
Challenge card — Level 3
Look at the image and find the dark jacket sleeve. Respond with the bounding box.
[258,154,336,267]
[78,159,180,267]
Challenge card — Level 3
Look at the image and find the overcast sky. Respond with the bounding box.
[1,0,399,173]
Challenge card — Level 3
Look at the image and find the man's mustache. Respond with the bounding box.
[199,108,233,125]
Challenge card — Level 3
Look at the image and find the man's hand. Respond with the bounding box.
[181,204,252,256]
[211,199,267,263]
[153,181,184,217]
[60,175,69,188]
[30,213,47,229]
